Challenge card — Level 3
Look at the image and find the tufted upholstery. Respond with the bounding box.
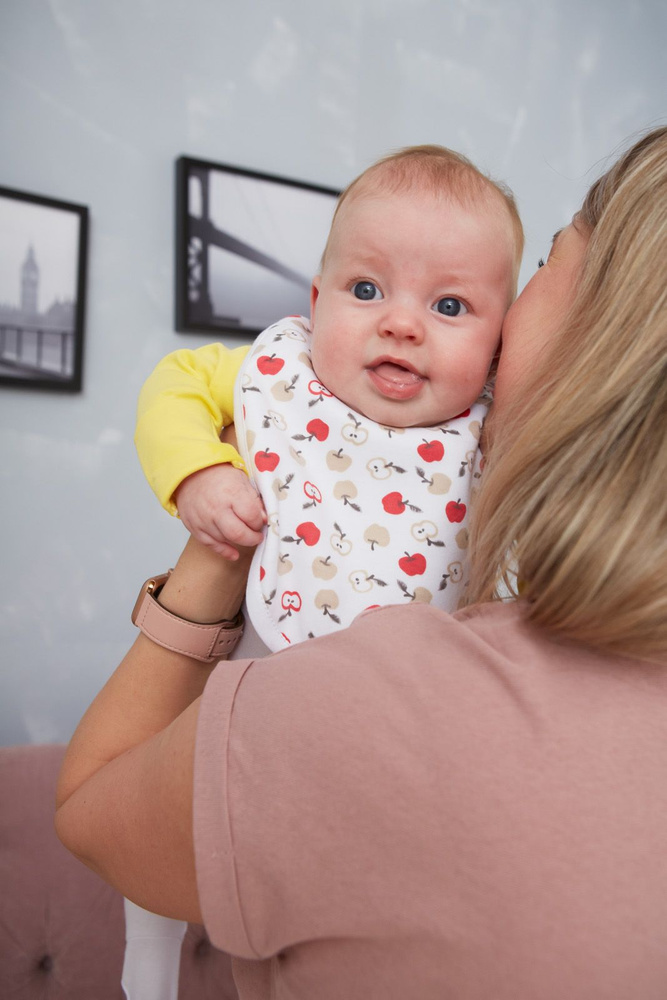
[0,744,239,1000]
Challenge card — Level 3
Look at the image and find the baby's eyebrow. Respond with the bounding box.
[551,228,564,246]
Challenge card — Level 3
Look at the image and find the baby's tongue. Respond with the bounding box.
[372,361,420,384]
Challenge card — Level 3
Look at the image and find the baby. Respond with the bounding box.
[136,145,523,652]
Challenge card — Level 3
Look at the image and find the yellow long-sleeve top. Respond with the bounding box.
[135,342,250,515]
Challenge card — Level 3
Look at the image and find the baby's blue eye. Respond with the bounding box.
[352,281,382,301]
[435,297,467,317]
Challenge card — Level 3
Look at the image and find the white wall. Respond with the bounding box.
[1,0,665,745]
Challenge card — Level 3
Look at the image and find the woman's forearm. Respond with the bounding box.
[55,537,252,811]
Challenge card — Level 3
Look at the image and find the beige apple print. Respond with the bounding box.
[266,409,287,431]
[267,512,280,536]
[380,425,405,437]
[297,351,313,369]
[348,570,373,593]
[413,587,433,604]
[277,553,293,575]
[289,445,306,466]
[283,325,307,341]
[245,428,256,452]
[342,412,369,445]
[398,581,433,604]
[458,449,477,478]
[438,560,464,592]
[272,474,294,501]
[448,561,464,582]
[416,467,452,495]
[363,524,390,550]
[333,480,357,499]
[456,528,469,549]
[312,555,338,580]
[366,457,392,480]
[271,376,299,402]
[315,589,341,623]
[330,524,353,556]
[333,480,361,510]
[326,448,352,472]
[468,420,482,441]
[411,520,438,543]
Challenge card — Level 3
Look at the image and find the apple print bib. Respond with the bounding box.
[234,316,489,652]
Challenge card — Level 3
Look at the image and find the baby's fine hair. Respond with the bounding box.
[321,144,525,291]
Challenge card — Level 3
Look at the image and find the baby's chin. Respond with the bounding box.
[334,390,456,430]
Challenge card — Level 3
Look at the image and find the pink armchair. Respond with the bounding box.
[0,744,239,1000]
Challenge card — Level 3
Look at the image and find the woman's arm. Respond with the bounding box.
[54,537,253,922]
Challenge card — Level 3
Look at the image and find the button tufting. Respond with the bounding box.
[37,955,53,972]
[195,937,210,958]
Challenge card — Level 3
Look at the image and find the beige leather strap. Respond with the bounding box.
[132,572,244,663]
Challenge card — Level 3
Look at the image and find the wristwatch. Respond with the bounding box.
[132,571,245,662]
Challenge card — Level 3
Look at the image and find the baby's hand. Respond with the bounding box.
[174,464,266,560]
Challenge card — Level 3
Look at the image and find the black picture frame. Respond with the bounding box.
[0,185,88,392]
[175,156,339,336]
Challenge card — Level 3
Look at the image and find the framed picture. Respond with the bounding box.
[0,186,88,392]
[175,156,339,336]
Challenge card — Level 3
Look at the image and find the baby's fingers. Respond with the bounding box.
[218,514,265,549]
[231,491,267,533]
[196,529,241,561]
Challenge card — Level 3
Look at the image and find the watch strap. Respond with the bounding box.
[132,572,244,662]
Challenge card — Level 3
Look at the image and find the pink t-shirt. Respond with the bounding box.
[194,600,667,1000]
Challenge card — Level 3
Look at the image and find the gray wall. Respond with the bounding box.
[1,0,665,745]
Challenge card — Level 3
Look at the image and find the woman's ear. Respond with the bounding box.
[310,276,321,327]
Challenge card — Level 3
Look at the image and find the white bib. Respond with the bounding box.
[235,316,487,652]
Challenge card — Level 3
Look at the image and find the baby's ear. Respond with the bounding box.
[310,276,321,325]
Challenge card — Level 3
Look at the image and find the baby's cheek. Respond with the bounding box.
[310,337,332,385]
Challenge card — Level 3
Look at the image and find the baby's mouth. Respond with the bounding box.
[367,361,424,400]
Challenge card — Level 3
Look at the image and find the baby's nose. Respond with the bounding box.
[379,306,424,343]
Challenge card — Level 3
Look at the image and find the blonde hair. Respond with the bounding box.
[320,144,524,295]
[467,126,667,661]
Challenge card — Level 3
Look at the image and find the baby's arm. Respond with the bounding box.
[135,343,265,558]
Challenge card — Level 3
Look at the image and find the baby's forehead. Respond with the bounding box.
[344,172,514,233]
[335,182,516,255]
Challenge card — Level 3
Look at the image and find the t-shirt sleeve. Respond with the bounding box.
[193,609,430,960]
[134,342,250,514]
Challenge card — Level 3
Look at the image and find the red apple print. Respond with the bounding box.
[446,499,467,523]
[296,521,320,546]
[417,439,445,463]
[254,448,280,472]
[306,418,329,441]
[308,379,333,397]
[281,591,302,612]
[259,566,266,581]
[257,354,285,376]
[303,481,322,503]
[452,408,471,420]
[398,552,427,576]
[382,491,406,515]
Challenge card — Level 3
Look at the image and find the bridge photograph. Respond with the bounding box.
[175,157,338,335]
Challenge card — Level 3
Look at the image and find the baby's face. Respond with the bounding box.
[309,187,516,427]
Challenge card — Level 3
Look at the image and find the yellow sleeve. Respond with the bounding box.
[135,342,251,515]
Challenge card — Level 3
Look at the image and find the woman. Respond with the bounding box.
[56,128,667,999]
